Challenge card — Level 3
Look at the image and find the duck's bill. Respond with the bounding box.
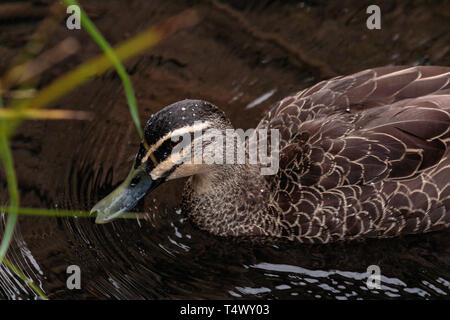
[91,165,162,224]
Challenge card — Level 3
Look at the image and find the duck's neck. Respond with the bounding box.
[182,164,279,239]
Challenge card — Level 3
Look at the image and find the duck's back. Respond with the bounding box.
[259,66,450,243]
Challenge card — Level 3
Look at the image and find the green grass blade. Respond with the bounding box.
[0,97,19,264]
[0,206,144,219]
[2,257,48,300]
[62,0,143,140]
[2,9,199,139]
[0,108,91,120]
[0,98,48,300]
[0,135,18,262]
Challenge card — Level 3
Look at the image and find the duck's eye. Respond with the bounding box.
[130,176,140,187]
[169,137,182,149]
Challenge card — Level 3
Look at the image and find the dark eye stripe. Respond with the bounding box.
[140,130,204,175]
[152,132,196,163]
[153,139,174,163]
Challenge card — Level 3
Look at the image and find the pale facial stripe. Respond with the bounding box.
[150,149,186,180]
[141,121,212,164]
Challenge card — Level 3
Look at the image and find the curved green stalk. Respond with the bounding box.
[62,0,143,140]
[0,97,19,264]
[0,134,18,263]
[0,97,48,299]
[0,206,143,219]
[2,257,48,300]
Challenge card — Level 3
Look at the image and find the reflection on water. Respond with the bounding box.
[1,192,449,299]
[245,89,277,109]
[0,0,449,300]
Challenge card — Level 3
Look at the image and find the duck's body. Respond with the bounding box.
[93,66,450,244]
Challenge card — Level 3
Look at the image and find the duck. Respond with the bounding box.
[91,66,450,243]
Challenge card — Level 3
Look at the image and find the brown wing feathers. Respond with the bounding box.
[263,66,450,241]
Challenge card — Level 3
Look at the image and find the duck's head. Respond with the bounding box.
[91,99,231,224]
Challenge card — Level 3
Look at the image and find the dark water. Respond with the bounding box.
[0,0,449,299]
